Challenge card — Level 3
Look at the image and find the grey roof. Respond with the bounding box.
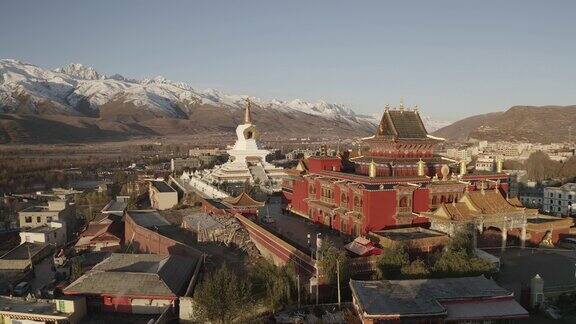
[350,276,515,317]
[0,242,48,260]
[127,210,170,228]
[101,200,128,214]
[151,181,176,193]
[64,253,196,297]
[0,296,75,317]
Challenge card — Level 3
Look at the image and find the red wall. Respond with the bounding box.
[102,295,132,313]
[362,190,397,232]
[307,157,341,173]
[125,215,202,258]
[528,228,570,245]
[413,188,430,213]
[291,178,309,216]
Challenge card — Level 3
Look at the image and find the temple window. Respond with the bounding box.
[432,196,438,205]
[341,193,348,205]
[354,195,363,208]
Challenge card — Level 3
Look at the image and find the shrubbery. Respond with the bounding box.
[375,228,493,280]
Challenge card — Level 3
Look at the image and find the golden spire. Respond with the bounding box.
[399,98,404,111]
[369,160,377,178]
[243,98,252,124]
[417,159,426,177]
[459,160,467,176]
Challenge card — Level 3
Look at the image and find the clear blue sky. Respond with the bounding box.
[1,0,575,120]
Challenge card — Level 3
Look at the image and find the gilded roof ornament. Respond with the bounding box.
[243,98,252,124]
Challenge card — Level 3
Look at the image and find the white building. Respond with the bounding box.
[207,100,286,188]
[149,181,178,210]
[475,156,495,171]
[543,183,576,216]
[20,221,66,247]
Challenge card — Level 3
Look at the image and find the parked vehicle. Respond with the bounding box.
[558,237,576,250]
[13,282,31,296]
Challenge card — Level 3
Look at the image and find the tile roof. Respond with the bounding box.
[101,200,127,214]
[350,276,524,318]
[376,109,428,139]
[467,190,518,214]
[64,253,196,297]
[222,192,264,207]
[442,202,474,221]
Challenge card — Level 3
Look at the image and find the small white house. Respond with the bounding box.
[20,221,67,247]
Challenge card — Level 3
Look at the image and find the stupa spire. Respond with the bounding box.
[243,98,252,124]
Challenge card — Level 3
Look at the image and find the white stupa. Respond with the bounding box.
[208,99,285,187]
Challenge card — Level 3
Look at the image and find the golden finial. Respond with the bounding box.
[399,98,404,111]
[243,98,252,124]
[369,159,377,178]
[414,104,419,113]
[384,103,390,111]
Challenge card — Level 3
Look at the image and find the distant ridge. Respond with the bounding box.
[433,105,576,143]
[0,59,447,144]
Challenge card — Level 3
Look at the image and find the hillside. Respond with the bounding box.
[0,59,446,144]
[433,105,576,143]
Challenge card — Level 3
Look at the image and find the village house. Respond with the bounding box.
[63,253,197,314]
[0,296,86,324]
[149,180,178,210]
[19,220,66,247]
[350,276,528,323]
[18,199,76,239]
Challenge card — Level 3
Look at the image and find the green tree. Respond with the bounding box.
[525,151,562,181]
[250,259,297,312]
[70,258,83,281]
[317,239,350,286]
[194,265,252,323]
[560,156,576,181]
[401,259,430,279]
[432,228,493,277]
[375,244,409,279]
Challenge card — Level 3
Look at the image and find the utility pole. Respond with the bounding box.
[297,274,301,308]
[337,259,341,307]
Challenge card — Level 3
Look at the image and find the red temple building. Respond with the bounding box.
[282,105,509,236]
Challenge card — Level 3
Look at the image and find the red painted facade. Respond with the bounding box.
[283,108,510,236]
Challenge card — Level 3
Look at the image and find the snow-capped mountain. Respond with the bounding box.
[0,59,448,142]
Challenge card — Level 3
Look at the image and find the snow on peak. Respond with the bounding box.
[55,63,101,80]
[0,59,447,129]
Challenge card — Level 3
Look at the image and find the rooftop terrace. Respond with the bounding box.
[151,181,176,193]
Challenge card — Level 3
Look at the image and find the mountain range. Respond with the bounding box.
[0,59,450,144]
[432,105,576,143]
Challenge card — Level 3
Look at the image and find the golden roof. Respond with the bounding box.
[466,190,519,214]
[442,202,474,221]
[222,192,264,207]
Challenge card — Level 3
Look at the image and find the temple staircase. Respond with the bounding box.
[249,164,270,185]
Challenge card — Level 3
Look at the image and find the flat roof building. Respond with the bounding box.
[149,181,178,210]
[19,199,76,239]
[0,296,86,324]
